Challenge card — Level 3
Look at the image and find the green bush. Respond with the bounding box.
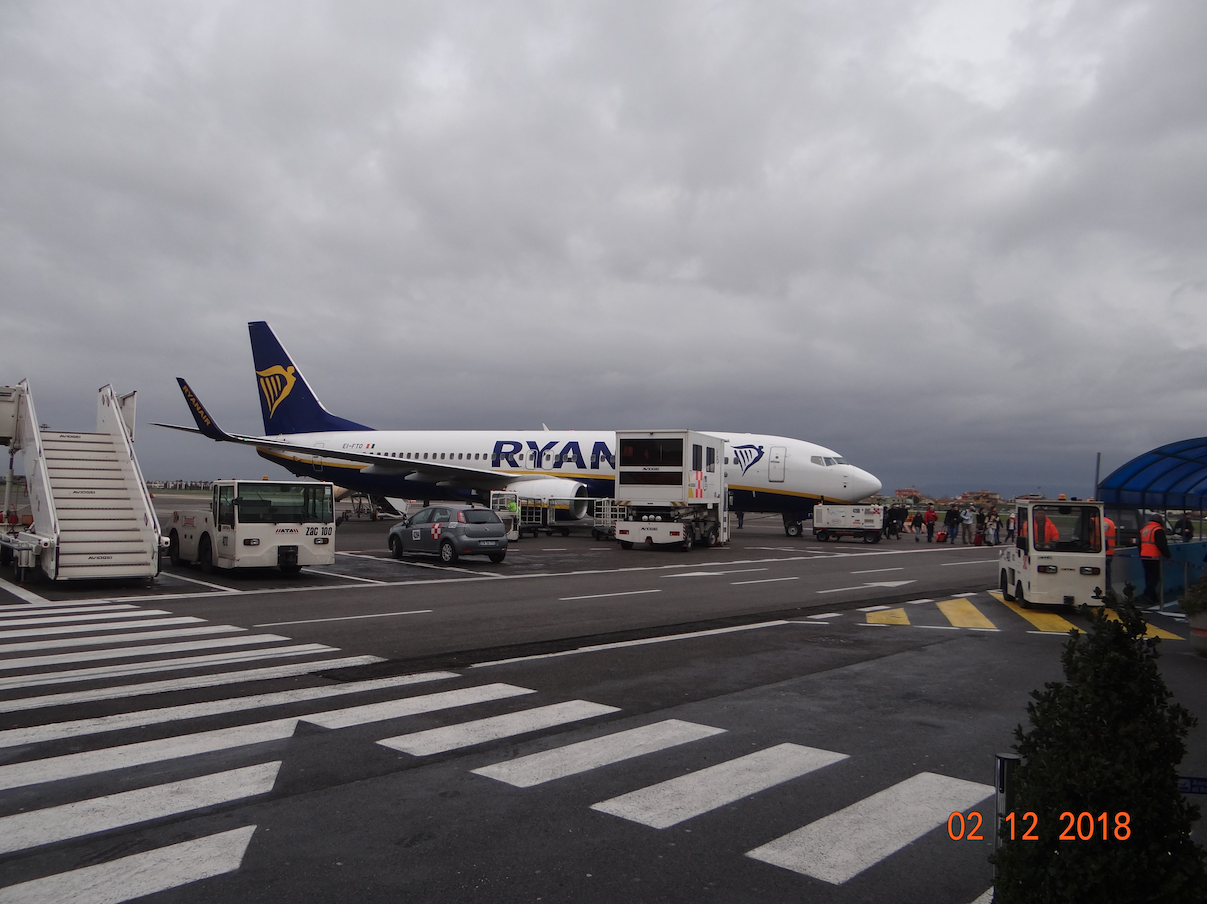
[1179,574,1207,618]
[991,587,1206,903]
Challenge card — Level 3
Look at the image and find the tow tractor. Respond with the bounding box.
[613,430,729,551]
[165,479,336,574]
[999,497,1106,608]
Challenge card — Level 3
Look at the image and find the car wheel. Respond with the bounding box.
[488,552,505,563]
[198,535,213,574]
[168,531,181,566]
[560,527,570,537]
[1016,582,1030,610]
[681,532,693,552]
[439,540,458,564]
[389,534,404,559]
[619,540,633,550]
[1001,572,1014,601]
[786,521,802,538]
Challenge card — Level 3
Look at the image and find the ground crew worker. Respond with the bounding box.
[1032,509,1060,548]
[1138,513,1171,604]
[1091,512,1117,589]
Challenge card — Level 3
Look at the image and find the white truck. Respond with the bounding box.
[165,479,336,574]
[999,498,1106,608]
[811,504,883,544]
[613,430,729,551]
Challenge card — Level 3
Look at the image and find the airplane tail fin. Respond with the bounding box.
[174,378,236,441]
[248,321,371,434]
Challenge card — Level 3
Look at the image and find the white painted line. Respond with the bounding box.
[471,621,791,668]
[0,643,338,692]
[953,592,979,597]
[0,634,289,671]
[0,762,281,855]
[306,569,386,585]
[472,720,725,787]
[914,625,959,630]
[0,825,257,904]
[0,720,297,791]
[858,605,890,612]
[0,605,138,621]
[850,568,904,575]
[163,572,241,592]
[906,598,935,605]
[0,625,245,655]
[664,569,767,579]
[1027,630,1072,636]
[787,620,829,625]
[856,623,890,627]
[305,683,536,730]
[0,655,384,714]
[808,612,841,619]
[731,577,799,586]
[380,700,620,756]
[746,771,992,884]
[253,609,432,628]
[969,627,1000,632]
[0,617,204,639]
[969,889,994,904]
[559,589,662,601]
[0,672,456,748]
[591,743,848,829]
[940,560,997,566]
[0,576,50,605]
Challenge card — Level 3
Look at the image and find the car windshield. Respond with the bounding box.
[1032,505,1102,553]
[462,510,501,524]
[236,483,333,524]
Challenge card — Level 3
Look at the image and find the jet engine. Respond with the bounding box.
[502,477,589,520]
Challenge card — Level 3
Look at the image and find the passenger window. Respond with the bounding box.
[692,444,703,471]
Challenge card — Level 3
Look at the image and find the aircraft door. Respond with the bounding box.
[769,446,786,483]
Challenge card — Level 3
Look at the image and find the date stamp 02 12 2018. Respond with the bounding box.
[947,811,1132,842]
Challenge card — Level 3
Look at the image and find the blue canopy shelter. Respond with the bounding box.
[1098,436,1207,545]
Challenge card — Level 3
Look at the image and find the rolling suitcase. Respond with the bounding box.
[974,531,984,547]
[935,530,946,543]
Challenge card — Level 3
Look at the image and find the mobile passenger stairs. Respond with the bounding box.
[0,381,167,582]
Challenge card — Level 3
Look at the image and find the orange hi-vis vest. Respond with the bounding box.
[1139,522,1162,559]
[1104,518,1116,555]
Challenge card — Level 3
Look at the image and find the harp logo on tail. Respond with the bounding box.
[257,365,297,419]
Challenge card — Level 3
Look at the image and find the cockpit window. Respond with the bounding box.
[811,456,824,465]
[834,457,849,465]
[824,457,837,466]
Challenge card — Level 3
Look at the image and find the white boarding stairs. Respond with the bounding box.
[1,381,166,580]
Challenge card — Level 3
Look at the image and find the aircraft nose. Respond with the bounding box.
[852,468,882,499]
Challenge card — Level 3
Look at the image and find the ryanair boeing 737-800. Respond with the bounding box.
[157,322,881,535]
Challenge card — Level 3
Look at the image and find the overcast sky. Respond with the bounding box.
[2,0,1205,498]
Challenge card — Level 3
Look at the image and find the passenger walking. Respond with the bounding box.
[911,512,925,542]
[1005,511,1016,542]
[960,506,975,545]
[944,506,960,544]
[1173,514,1194,542]
[923,504,938,542]
[1139,513,1171,604]
[986,509,1000,546]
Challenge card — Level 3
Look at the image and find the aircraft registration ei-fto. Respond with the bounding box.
[157,322,882,536]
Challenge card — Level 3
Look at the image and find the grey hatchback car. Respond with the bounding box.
[388,504,508,564]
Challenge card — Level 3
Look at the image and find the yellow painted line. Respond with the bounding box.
[1103,609,1183,640]
[936,598,996,630]
[987,591,1081,634]
[867,608,909,626]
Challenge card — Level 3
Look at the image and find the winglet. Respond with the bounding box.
[176,378,234,442]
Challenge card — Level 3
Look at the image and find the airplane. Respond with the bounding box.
[156,322,882,536]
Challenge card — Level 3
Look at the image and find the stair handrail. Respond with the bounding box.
[97,385,166,567]
[12,380,60,576]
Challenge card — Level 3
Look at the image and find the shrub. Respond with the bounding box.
[991,587,1206,903]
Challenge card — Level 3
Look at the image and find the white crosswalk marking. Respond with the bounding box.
[0,606,140,622]
[0,672,457,748]
[0,634,291,671]
[590,743,848,829]
[745,771,993,884]
[0,826,257,904]
[0,655,383,713]
[0,643,339,691]
[0,624,244,654]
[380,700,620,756]
[0,761,281,855]
[0,721,298,791]
[0,617,204,638]
[303,683,536,729]
[473,720,726,788]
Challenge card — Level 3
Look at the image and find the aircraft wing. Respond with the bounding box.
[153,378,532,492]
